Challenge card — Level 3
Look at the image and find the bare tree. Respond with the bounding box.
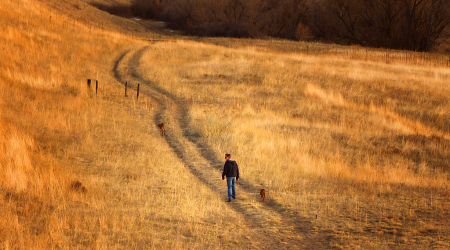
[401,0,450,51]
[324,0,450,51]
[255,0,308,39]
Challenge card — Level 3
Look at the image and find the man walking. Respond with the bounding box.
[222,153,239,202]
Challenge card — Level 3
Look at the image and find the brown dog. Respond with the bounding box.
[158,123,165,136]
[260,189,266,202]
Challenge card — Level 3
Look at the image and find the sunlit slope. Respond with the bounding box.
[37,0,176,40]
[0,0,127,195]
[0,0,126,247]
[0,0,257,249]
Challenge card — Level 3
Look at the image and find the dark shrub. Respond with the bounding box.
[196,21,263,39]
[91,3,133,18]
[130,0,165,19]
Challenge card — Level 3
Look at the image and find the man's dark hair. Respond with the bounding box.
[225,153,231,158]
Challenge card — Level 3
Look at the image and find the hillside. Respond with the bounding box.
[1,0,449,249]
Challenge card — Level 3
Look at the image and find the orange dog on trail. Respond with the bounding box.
[260,189,266,202]
[158,123,165,136]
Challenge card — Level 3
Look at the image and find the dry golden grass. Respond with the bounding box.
[137,41,450,249]
[0,0,257,249]
[1,0,450,249]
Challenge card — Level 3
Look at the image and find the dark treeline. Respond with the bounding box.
[94,0,450,52]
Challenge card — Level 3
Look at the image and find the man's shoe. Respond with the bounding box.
[228,199,232,202]
[232,197,236,199]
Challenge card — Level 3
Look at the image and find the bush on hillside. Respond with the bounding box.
[130,0,165,19]
[91,3,133,18]
[195,21,263,38]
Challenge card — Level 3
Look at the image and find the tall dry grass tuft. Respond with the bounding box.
[1,125,34,192]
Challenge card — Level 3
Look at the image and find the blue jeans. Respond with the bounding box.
[226,177,236,200]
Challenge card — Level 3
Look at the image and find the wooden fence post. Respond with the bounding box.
[137,83,140,100]
[125,81,128,97]
[96,80,98,96]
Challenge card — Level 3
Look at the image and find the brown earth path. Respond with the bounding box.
[113,44,330,249]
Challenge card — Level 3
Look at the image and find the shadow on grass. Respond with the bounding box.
[112,46,328,249]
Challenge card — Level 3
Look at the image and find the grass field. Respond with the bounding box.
[136,40,450,249]
[1,0,449,249]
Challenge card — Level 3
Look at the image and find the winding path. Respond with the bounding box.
[113,44,329,249]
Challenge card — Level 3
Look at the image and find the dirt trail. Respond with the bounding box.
[113,44,329,249]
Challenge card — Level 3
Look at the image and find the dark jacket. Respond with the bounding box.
[222,160,239,179]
